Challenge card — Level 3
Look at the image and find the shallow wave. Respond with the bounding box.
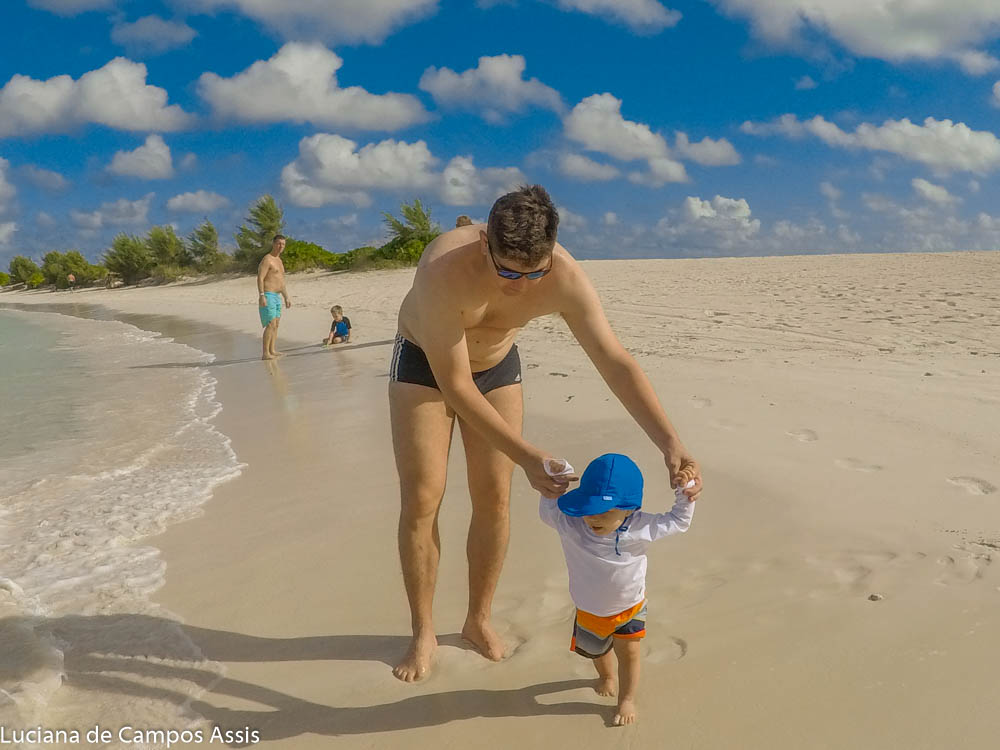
[0,310,241,736]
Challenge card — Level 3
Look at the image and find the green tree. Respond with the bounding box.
[103,233,153,285]
[187,220,223,271]
[234,195,284,271]
[8,256,41,284]
[382,198,441,250]
[26,271,45,289]
[281,238,339,272]
[147,225,190,267]
[0,271,10,286]
[63,250,104,285]
[41,251,68,286]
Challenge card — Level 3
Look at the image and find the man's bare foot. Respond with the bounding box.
[461,619,505,661]
[392,632,437,682]
[270,351,285,357]
[613,698,637,726]
[595,677,617,697]
[262,354,276,361]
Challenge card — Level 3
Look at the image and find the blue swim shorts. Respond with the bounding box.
[259,291,282,327]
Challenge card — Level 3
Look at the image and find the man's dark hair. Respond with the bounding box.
[486,185,558,266]
[272,234,286,243]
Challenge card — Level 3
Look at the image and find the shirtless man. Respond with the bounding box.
[257,234,291,360]
[389,185,702,681]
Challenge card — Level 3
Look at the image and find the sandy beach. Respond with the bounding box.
[3,250,999,748]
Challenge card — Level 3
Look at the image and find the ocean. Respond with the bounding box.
[0,308,242,730]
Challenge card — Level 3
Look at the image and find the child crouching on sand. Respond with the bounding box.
[324,305,352,345]
[540,454,696,726]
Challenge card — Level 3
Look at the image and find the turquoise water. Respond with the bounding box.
[0,308,242,728]
[0,311,93,465]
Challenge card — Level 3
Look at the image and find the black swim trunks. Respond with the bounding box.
[389,334,522,394]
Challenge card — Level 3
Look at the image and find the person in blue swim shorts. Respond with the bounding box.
[257,234,291,360]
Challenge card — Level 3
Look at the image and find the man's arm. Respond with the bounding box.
[415,270,571,497]
[256,257,269,306]
[559,263,701,498]
[281,265,291,307]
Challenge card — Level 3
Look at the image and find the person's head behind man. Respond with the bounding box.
[271,234,286,255]
[455,215,473,227]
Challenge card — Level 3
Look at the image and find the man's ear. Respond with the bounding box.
[479,230,489,254]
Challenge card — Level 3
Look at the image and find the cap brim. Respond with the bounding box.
[557,488,618,517]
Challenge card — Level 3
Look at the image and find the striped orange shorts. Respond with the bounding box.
[570,600,647,658]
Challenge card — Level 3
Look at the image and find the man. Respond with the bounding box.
[389,185,702,681]
[257,234,291,360]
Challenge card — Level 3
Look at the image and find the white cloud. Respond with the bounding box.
[0,158,15,212]
[566,93,668,161]
[713,0,1000,74]
[182,0,439,44]
[281,133,524,208]
[419,54,563,122]
[674,131,741,166]
[754,154,779,166]
[71,193,153,229]
[325,213,359,229]
[912,177,959,205]
[602,211,619,226]
[819,181,841,201]
[558,152,621,181]
[969,179,981,193]
[281,134,437,208]
[167,190,230,212]
[837,224,861,245]
[555,0,681,32]
[111,16,197,55]
[440,156,526,206]
[954,50,1000,75]
[795,75,818,90]
[0,221,16,247]
[742,114,1000,174]
[0,58,192,137]
[628,156,688,186]
[27,0,113,14]
[656,194,761,251]
[556,205,588,232]
[179,153,198,170]
[108,134,174,179]
[564,93,687,184]
[198,42,428,131]
[992,81,1000,107]
[20,165,70,191]
[37,211,56,227]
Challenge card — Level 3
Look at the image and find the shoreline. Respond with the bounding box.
[3,252,1000,748]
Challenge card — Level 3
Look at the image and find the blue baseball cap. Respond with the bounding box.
[557,453,643,517]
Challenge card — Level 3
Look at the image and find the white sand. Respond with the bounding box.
[4,250,1000,748]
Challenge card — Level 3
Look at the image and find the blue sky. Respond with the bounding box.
[4,0,1000,265]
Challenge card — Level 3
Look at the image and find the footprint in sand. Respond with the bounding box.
[710,419,740,432]
[690,396,712,409]
[549,372,569,378]
[786,428,818,442]
[643,636,688,664]
[946,476,997,496]
[935,544,993,585]
[835,458,883,473]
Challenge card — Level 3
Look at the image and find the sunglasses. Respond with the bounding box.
[487,241,552,280]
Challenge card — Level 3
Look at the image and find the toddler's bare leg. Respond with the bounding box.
[612,639,641,726]
[593,649,617,696]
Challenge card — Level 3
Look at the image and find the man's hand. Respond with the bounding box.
[522,452,578,498]
[284,296,292,308]
[258,293,267,308]
[665,449,701,502]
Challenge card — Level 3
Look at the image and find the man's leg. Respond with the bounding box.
[270,316,282,357]
[390,381,455,681]
[456,383,522,660]
[261,322,276,360]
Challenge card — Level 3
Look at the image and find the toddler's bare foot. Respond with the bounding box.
[392,632,437,682]
[461,619,505,661]
[613,698,637,726]
[595,677,617,697]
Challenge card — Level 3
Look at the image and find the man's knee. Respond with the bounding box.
[399,485,445,529]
